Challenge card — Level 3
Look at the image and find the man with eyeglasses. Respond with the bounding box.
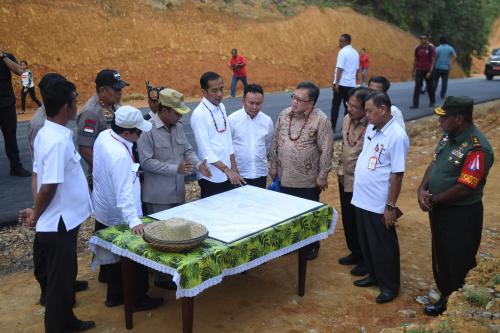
[76,69,128,183]
[191,71,245,198]
[331,33,359,130]
[270,81,334,260]
[91,105,164,311]
[411,34,436,109]
[337,87,371,275]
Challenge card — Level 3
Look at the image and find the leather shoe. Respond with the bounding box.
[74,280,88,292]
[353,276,378,287]
[10,167,31,177]
[338,254,358,266]
[376,291,396,304]
[105,298,124,307]
[154,278,177,290]
[133,295,164,312]
[68,320,96,332]
[350,264,368,276]
[424,296,447,316]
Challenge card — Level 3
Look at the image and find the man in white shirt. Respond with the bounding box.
[228,84,273,188]
[351,91,409,304]
[20,79,95,332]
[368,76,406,129]
[331,33,359,129]
[191,71,245,198]
[92,105,163,311]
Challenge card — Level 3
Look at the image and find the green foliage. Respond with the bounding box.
[495,273,500,284]
[465,287,491,307]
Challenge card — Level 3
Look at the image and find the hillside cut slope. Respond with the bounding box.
[1,0,464,103]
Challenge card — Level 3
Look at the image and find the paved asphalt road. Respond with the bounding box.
[1,77,499,226]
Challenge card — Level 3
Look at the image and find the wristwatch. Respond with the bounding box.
[386,203,397,210]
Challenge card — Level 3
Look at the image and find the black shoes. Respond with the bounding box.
[10,167,31,177]
[376,291,397,304]
[68,320,96,332]
[105,298,124,308]
[353,276,378,288]
[106,295,164,312]
[424,296,448,316]
[350,264,368,276]
[74,280,89,292]
[134,295,164,312]
[306,246,319,261]
[154,277,178,290]
[338,254,358,266]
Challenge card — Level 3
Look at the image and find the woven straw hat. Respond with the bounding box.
[143,218,208,252]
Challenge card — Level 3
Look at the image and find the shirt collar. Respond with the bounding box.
[152,113,164,129]
[110,129,133,149]
[373,116,394,136]
[44,119,72,138]
[202,97,220,112]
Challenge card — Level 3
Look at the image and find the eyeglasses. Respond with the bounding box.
[291,94,312,103]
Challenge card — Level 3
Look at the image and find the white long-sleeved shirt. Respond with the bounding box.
[92,129,142,229]
[228,108,273,179]
[33,120,91,232]
[190,98,235,183]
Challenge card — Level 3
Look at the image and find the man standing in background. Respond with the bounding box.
[331,33,359,129]
[411,34,436,109]
[0,50,31,177]
[359,48,369,87]
[228,48,248,98]
[433,37,457,99]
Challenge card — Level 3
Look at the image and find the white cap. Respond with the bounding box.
[114,105,152,132]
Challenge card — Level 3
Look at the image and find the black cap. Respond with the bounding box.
[95,69,129,90]
[434,96,474,117]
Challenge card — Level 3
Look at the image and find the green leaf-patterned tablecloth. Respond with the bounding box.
[89,204,336,298]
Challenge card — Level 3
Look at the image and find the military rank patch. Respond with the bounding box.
[83,119,96,134]
[457,150,485,189]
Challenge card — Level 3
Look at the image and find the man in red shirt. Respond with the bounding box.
[411,34,436,109]
[228,48,248,98]
[359,48,369,86]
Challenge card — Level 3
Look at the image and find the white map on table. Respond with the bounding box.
[149,185,324,243]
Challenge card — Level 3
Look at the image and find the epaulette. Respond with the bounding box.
[471,135,482,149]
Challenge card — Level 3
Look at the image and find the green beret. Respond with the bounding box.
[435,96,473,116]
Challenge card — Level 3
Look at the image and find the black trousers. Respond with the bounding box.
[244,176,267,189]
[198,179,233,199]
[413,70,435,106]
[95,221,149,303]
[338,182,362,261]
[429,202,483,296]
[331,85,352,129]
[0,104,22,169]
[280,185,321,252]
[433,69,450,98]
[21,87,42,111]
[37,218,80,333]
[355,207,400,294]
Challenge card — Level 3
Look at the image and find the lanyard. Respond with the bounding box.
[110,132,135,163]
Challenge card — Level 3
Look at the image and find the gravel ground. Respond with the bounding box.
[0,181,202,274]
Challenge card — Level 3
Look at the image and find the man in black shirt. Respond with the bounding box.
[0,50,31,177]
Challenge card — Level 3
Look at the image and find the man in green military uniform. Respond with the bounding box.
[417,96,494,316]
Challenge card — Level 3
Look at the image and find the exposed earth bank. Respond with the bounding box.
[1,0,465,110]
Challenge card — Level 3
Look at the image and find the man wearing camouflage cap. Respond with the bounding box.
[138,88,211,215]
[417,96,494,316]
